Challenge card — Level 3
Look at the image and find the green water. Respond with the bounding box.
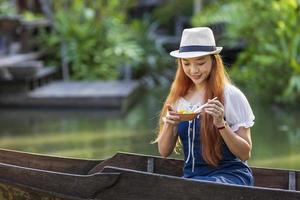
[0,87,300,170]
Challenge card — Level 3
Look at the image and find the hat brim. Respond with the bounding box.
[170,47,222,59]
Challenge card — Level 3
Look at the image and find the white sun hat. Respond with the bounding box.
[170,27,222,59]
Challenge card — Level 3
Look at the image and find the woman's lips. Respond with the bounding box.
[191,75,201,79]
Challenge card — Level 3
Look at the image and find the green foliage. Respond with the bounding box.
[38,0,145,80]
[192,0,300,104]
[21,11,44,21]
[153,0,193,22]
[128,17,172,84]
[0,1,17,16]
[0,1,44,20]
[153,0,193,33]
[281,75,300,105]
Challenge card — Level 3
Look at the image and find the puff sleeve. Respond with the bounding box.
[224,84,255,132]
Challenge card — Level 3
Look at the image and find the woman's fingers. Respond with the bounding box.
[167,104,175,112]
[166,112,180,121]
[205,106,224,114]
[163,117,177,125]
[168,110,177,115]
[204,99,224,120]
[207,99,223,107]
[205,109,219,117]
[164,106,180,125]
[205,107,222,116]
[205,100,224,112]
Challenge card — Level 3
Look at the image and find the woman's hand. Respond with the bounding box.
[204,98,225,128]
[162,104,181,125]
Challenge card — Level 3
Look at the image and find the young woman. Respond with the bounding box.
[155,27,255,186]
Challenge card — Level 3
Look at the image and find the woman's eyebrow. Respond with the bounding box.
[196,57,206,61]
[182,57,206,62]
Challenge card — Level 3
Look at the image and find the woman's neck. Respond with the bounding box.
[185,85,206,104]
[194,83,206,91]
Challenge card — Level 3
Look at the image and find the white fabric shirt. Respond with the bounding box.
[175,84,255,132]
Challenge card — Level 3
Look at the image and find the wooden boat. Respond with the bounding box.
[0,148,299,200]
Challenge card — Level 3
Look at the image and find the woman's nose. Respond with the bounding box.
[191,64,199,73]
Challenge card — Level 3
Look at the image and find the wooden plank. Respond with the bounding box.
[88,152,148,175]
[0,150,299,194]
[88,152,183,176]
[289,171,296,191]
[0,80,140,110]
[147,158,154,173]
[153,156,183,177]
[0,67,57,82]
[0,180,80,200]
[20,19,51,29]
[252,167,289,189]
[100,166,300,200]
[0,52,42,68]
[297,171,300,191]
[0,148,100,175]
[0,163,120,199]
[29,81,139,97]
[82,152,300,190]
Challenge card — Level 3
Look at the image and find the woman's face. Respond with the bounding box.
[181,55,213,86]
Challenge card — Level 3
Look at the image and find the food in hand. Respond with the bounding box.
[177,110,194,114]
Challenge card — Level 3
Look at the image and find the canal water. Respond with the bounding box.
[0,87,300,170]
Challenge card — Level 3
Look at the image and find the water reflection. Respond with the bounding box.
[250,103,300,169]
[0,87,300,170]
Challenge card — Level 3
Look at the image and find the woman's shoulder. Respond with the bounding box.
[224,84,251,106]
[223,84,255,130]
[224,84,245,98]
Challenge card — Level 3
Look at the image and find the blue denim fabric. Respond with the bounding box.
[177,117,254,186]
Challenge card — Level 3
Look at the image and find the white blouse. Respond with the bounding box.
[175,84,255,132]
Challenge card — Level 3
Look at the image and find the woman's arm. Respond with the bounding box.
[158,123,178,157]
[157,105,180,157]
[204,98,252,161]
[218,125,252,161]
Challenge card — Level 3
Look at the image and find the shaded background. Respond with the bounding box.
[0,0,300,170]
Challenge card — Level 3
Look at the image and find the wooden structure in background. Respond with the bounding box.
[0,81,140,112]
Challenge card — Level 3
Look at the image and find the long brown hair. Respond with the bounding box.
[155,54,230,166]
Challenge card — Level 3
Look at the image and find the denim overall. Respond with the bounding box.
[178,116,254,186]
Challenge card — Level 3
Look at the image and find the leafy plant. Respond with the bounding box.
[192,0,300,104]
[128,17,172,85]
[0,1,44,20]
[152,0,193,34]
[0,0,17,16]
[38,0,145,80]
